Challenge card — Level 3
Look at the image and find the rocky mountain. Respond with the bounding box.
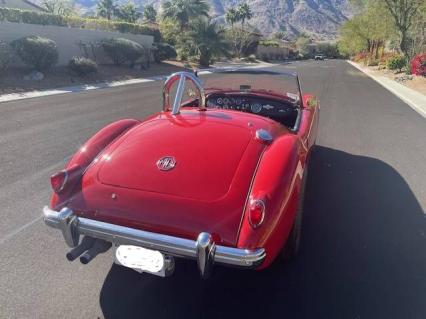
[40,0,354,40]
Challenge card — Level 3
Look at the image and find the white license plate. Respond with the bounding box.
[115,245,165,274]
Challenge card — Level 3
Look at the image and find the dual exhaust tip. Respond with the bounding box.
[66,236,111,264]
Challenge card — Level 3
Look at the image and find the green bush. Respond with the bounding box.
[153,43,177,63]
[11,36,58,71]
[68,56,98,76]
[0,8,159,39]
[101,38,144,66]
[0,41,14,70]
[387,55,406,72]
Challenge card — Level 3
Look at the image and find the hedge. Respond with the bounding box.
[0,8,160,40]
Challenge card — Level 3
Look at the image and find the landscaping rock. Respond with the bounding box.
[24,71,44,81]
[395,75,414,83]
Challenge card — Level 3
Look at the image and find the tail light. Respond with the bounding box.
[50,164,81,194]
[248,199,265,229]
[50,170,68,193]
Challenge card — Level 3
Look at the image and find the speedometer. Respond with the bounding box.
[251,103,263,113]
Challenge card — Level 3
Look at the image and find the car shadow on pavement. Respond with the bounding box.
[99,146,425,319]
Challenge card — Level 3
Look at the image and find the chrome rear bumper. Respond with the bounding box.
[43,206,266,277]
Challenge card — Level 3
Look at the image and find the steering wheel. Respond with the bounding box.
[162,72,206,115]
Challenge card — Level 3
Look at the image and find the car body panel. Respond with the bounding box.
[49,70,320,272]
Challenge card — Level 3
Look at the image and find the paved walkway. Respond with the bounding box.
[347,60,426,118]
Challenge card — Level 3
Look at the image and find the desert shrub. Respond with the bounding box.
[410,53,426,76]
[260,53,269,62]
[367,59,379,66]
[11,36,58,71]
[68,56,98,76]
[100,38,144,66]
[245,54,257,62]
[387,55,406,72]
[352,52,368,63]
[0,41,14,70]
[153,43,177,63]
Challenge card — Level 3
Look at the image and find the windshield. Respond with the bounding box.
[199,69,302,103]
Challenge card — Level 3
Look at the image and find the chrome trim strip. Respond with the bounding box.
[43,206,266,271]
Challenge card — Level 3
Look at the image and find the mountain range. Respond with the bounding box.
[37,0,355,40]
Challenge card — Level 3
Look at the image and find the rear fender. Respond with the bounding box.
[237,134,303,268]
[50,119,139,208]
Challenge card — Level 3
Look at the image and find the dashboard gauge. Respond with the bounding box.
[216,97,223,105]
[206,100,215,108]
[235,98,242,106]
[251,103,263,113]
[223,97,230,105]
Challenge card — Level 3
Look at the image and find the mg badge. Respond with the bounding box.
[157,156,176,171]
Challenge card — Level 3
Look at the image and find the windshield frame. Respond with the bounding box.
[199,68,303,107]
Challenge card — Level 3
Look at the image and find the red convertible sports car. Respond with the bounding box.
[44,69,319,279]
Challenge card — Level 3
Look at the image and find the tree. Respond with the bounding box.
[187,19,229,66]
[225,7,239,28]
[407,2,425,56]
[116,3,141,23]
[159,17,181,45]
[226,28,257,58]
[295,36,311,57]
[161,0,210,31]
[237,3,253,28]
[97,0,117,20]
[42,0,74,16]
[382,0,422,57]
[144,4,157,22]
[338,2,396,58]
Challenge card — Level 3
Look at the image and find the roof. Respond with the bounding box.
[0,0,46,12]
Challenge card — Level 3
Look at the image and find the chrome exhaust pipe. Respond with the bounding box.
[66,236,96,261]
[79,239,112,264]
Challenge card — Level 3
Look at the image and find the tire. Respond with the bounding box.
[281,167,308,259]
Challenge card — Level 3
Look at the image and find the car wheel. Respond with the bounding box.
[281,167,308,259]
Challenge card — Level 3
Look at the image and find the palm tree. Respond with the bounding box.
[187,19,229,66]
[161,0,210,31]
[143,4,157,22]
[97,0,117,20]
[116,3,141,23]
[225,7,239,28]
[237,3,253,29]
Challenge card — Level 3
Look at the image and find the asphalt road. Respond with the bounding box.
[0,60,425,319]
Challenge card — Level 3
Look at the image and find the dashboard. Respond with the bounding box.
[205,93,298,126]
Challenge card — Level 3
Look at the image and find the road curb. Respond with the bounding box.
[347,60,426,118]
[0,63,272,104]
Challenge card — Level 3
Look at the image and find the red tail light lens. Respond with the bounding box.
[248,199,265,229]
[50,170,68,193]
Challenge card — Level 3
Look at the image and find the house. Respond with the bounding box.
[0,0,45,11]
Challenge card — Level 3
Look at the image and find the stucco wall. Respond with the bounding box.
[0,22,154,66]
[256,46,290,60]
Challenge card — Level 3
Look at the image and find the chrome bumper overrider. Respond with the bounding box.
[43,206,266,278]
